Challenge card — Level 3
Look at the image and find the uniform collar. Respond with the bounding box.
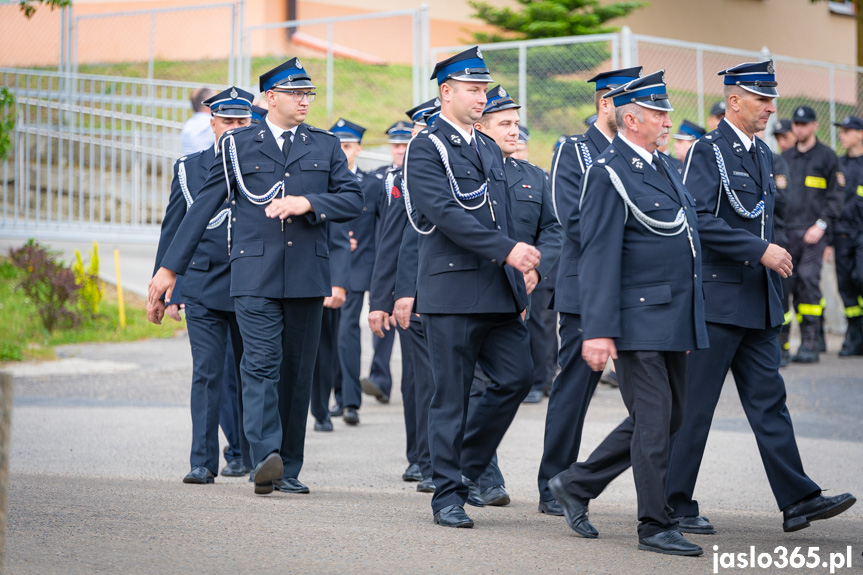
[438,112,475,145]
[618,132,655,166]
[265,115,297,143]
[722,118,755,151]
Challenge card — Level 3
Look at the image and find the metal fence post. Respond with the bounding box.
[0,371,12,575]
[518,42,527,128]
[621,25,633,68]
[696,46,704,127]
[327,20,334,127]
[421,3,430,102]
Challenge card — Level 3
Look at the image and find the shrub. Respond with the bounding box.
[72,242,104,315]
[8,239,81,331]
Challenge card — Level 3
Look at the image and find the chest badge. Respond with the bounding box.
[631,157,643,170]
[450,133,461,145]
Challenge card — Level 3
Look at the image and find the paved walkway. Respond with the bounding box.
[4,330,862,574]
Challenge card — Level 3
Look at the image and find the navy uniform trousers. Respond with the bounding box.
[575,136,708,537]
[154,148,247,476]
[159,122,362,471]
[309,307,341,424]
[538,125,614,503]
[667,121,819,515]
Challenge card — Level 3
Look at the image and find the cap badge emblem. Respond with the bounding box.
[476,48,483,59]
[337,119,345,127]
[499,87,507,97]
[296,59,303,69]
[766,61,775,74]
[230,88,238,99]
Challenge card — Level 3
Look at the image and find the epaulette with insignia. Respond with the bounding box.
[571,133,589,143]
[175,148,206,165]
[307,126,335,136]
[375,173,384,179]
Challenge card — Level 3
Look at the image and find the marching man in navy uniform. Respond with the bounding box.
[403,47,541,528]
[368,101,440,490]
[468,84,561,506]
[667,60,855,535]
[149,86,254,485]
[539,66,642,516]
[548,71,709,556]
[148,58,363,496]
[332,118,387,425]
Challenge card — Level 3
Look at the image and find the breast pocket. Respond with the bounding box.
[426,252,479,308]
[230,239,263,291]
[240,161,275,176]
[701,264,741,316]
[633,194,680,219]
[729,174,759,195]
[299,159,330,192]
[620,283,673,344]
[451,163,483,185]
[514,187,542,225]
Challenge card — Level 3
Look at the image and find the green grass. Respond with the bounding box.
[0,259,183,362]
[36,55,855,166]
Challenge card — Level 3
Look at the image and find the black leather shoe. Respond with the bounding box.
[221,458,250,477]
[274,477,310,494]
[433,504,474,528]
[538,499,564,516]
[482,485,511,506]
[328,403,344,417]
[675,515,716,534]
[253,452,283,495]
[402,462,422,482]
[462,476,485,507]
[417,477,436,493]
[782,492,856,532]
[638,530,703,556]
[183,466,215,484]
[314,418,333,432]
[600,370,619,387]
[361,377,390,404]
[548,475,598,538]
[522,389,544,404]
[343,407,359,425]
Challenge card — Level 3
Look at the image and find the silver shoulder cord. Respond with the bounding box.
[550,141,586,225]
[602,164,697,258]
[711,142,766,240]
[385,170,395,206]
[401,134,494,236]
[178,156,232,255]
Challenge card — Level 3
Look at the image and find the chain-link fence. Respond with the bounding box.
[242,8,429,151]
[432,34,619,166]
[0,1,66,70]
[1,68,200,242]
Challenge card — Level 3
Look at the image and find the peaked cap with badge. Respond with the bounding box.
[483,85,520,115]
[386,121,413,143]
[835,115,863,130]
[259,57,315,92]
[250,105,267,124]
[718,60,779,98]
[517,125,530,144]
[587,66,643,90]
[673,120,706,141]
[604,69,674,111]
[406,98,441,126]
[203,87,254,118]
[431,46,493,85]
[330,118,365,143]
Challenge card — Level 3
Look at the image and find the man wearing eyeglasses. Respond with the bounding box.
[148,57,363,497]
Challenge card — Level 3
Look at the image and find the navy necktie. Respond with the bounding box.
[282,130,293,161]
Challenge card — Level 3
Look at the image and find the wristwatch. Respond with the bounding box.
[816,219,828,230]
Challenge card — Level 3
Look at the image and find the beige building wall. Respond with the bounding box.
[607,0,856,67]
[0,0,857,69]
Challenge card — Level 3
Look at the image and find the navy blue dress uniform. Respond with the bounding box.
[330,119,389,417]
[833,115,863,355]
[308,209,352,432]
[670,119,705,174]
[469,85,562,502]
[666,61,850,534]
[153,86,255,483]
[367,164,434,488]
[781,105,845,361]
[404,48,535,526]
[157,59,363,494]
[538,66,642,512]
[549,72,708,553]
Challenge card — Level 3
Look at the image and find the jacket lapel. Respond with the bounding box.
[718,120,761,185]
[256,125,286,165]
[437,120,482,171]
[614,138,678,200]
[505,157,524,187]
[286,124,312,165]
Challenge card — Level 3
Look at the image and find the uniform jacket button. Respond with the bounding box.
[712,273,717,279]
[285,172,290,177]
[240,250,244,254]
[639,297,645,302]
[744,260,749,266]
[321,214,327,220]
[286,218,292,223]
[287,241,293,247]
[448,262,454,267]
[231,200,236,205]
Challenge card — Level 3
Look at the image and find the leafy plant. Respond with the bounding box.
[8,239,81,332]
[0,88,14,162]
[72,242,104,315]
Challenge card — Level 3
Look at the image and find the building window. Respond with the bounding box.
[829,1,855,16]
